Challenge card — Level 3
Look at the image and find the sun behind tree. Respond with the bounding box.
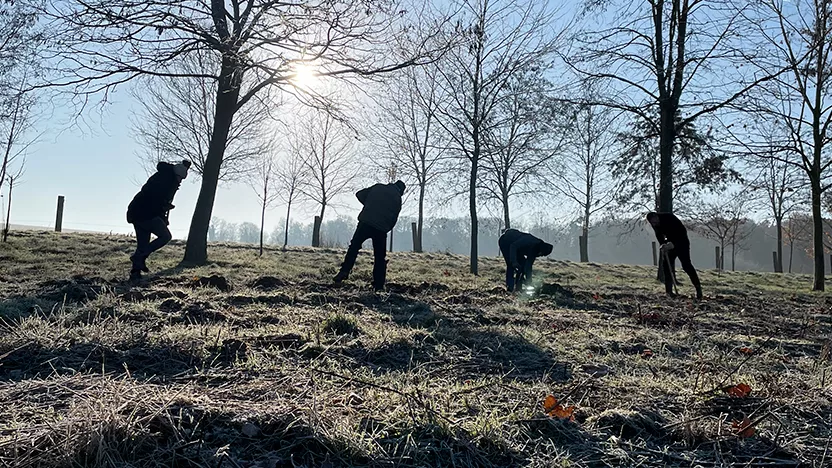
[290,62,318,89]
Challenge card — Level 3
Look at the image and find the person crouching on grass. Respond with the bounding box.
[646,211,703,300]
[333,180,405,291]
[126,160,190,280]
[498,228,554,292]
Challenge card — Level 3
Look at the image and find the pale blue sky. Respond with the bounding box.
[11,90,373,239]
[9,1,580,239]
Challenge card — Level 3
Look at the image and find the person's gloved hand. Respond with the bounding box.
[660,242,675,253]
[512,262,522,271]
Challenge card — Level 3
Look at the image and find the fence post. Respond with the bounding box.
[715,246,721,270]
[312,216,321,247]
[55,195,65,233]
[651,241,657,266]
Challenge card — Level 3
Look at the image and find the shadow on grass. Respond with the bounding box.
[0,341,210,383]
[344,301,570,382]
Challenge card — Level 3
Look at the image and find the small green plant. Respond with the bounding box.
[322,312,360,336]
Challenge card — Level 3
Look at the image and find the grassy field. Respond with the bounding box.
[0,230,830,467]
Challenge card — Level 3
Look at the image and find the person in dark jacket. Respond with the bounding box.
[126,160,190,279]
[333,180,405,290]
[498,229,553,292]
[647,211,703,300]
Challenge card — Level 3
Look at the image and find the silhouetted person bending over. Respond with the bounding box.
[646,212,703,300]
[333,180,405,291]
[498,229,553,292]
[126,160,190,280]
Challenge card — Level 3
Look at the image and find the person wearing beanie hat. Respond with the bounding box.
[125,160,191,280]
[498,228,554,292]
[333,180,406,291]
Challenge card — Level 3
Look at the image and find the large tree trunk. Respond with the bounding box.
[775,215,784,273]
[2,178,12,242]
[731,243,736,271]
[658,103,675,213]
[502,192,511,230]
[259,197,266,257]
[416,183,424,252]
[283,200,291,250]
[581,182,591,262]
[580,226,589,263]
[183,57,241,264]
[789,237,794,273]
[811,178,824,290]
[312,202,326,247]
[469,156,479,275]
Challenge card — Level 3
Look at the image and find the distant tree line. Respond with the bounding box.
[207,212,823,274]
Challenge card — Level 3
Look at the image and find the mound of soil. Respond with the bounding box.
[121,290,188,302]
[385,282,451,295]
[249,276,286,290]
[38,276,111,303]
[538,283,574,299]
[181,302,227,323]
[588,408,667,440]
[194,275,232,292]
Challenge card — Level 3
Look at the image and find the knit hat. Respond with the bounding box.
[394,180,406,194]
[173,160,190,179]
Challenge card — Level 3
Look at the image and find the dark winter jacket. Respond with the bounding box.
[356,183,403,233]
[498,229,552,267]
[650,212,690,247]
[126,162,183,224]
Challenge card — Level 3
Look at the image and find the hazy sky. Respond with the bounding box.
[12,89,551,239]
[11,89,374,238]
[9,2,581,239]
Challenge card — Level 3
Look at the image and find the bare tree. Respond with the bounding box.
[690,190,752,271]
[372,64,447,252]
[247,151,281,256]
[296,112,358,247]
[0,71,38,199]
[737,121,806,273]
[434,0,565,274]
[569,0,783,215]
[736,0,832,290]
[238,222,259,244]
[480,63,562,230]
[0,1,38,92]
[2,162,24,242]
[275,150,307,250]
[41,0,444,264]
[131,51,273,182]
[550,99,619,262]
[784,212,813,273]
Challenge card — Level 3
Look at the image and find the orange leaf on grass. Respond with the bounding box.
[641,349,654,359]
[738,347,754,355]
[725,383,752,398]
[542,395,576,421]
[731,417,756,438]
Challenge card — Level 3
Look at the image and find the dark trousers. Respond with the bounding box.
[339,222,387,288]
[132,217,172,270]
[504,255,527,292]
[661,243,702,297]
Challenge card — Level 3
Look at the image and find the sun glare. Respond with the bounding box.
[290,62,318,88]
